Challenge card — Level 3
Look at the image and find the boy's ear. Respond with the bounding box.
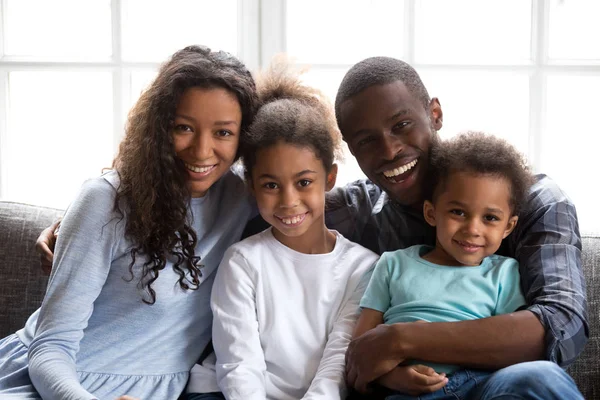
[423,200,437,227]
[503,215,519,239]
[326,164,338,191]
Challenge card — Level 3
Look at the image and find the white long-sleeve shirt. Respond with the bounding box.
[210,227,378,400]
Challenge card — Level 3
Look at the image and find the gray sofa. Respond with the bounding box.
[1,200,598,398]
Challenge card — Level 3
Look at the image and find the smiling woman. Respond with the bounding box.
[172,87,242,198]
[0,45,260,400]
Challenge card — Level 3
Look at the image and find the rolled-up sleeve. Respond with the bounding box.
[512,175,589,367]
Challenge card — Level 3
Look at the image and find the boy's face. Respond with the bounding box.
[338,81,442,207]
[250,142,337,250]
[423,172,518,266]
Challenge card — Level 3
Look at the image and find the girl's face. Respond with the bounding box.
[172,87,242,197]
[251,142,337,250]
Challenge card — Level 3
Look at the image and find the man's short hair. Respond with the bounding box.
[334,57,431,126]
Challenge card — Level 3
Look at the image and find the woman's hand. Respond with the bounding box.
[35,218,61,275]
[378,365,448,396]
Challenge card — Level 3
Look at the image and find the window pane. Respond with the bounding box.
[121,0,238,62]
[300,68,348,106]
[125,69,160,115]
[414,0,532,64]
[5,72,114,209]
[4,0,112,59]
[420,71,530,154]
[548,0,600,60]
[543,75,600,233]
[286,0,404,64]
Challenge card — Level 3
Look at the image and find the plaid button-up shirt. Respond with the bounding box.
[322,174,589,368]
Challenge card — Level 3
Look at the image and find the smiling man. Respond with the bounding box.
[327,57,587,399]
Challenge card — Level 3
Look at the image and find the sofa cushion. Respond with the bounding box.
[0,201,64,337]
[568,234,600,399]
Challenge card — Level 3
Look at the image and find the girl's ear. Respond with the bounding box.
[502,215,519,239]
[326,164,338,191]
[248,178,256,197]
[423,200,437,227]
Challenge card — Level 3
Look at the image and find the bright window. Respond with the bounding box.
[0,0,598,232]
[281,0,599,232]
[0,0,244,209]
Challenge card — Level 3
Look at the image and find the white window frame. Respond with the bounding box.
[0,0,260,199]
[259,0,600,174]
[1,0,599,201]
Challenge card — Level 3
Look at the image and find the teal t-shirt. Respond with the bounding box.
[360,244,526,374]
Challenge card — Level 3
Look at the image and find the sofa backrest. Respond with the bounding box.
[0,201,64,337]
[569,234,600,399]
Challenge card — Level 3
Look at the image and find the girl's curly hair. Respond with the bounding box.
[242,56,342,178]
[112,45,258,304]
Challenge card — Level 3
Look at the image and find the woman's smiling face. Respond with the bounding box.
[172,87,242,197]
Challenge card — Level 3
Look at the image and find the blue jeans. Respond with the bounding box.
[470,361,583,399]
[384,369,490,400]
[382,361,583,400]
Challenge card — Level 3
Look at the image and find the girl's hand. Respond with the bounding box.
[378,365,448,396]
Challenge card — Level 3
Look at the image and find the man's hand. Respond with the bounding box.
[35,218,61,275]
[378,365,448,396]
[346,323,406,393]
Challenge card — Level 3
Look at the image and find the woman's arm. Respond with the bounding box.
[211,248,267,400]
[28,177,119,400]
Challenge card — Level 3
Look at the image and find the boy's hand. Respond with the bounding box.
[378,365,448,396]
[35,218,61,275]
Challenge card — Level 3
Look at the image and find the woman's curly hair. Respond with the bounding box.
[241,56,342,178]
[112,45,258,304]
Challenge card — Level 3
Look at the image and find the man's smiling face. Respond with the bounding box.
[338,81,443,207]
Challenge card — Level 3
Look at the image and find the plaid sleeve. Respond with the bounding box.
[511,175,589,367]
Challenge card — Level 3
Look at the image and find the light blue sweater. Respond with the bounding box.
[12,169,253,399]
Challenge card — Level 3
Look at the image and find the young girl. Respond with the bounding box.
[351,132,533,399]
[189,61,379,400]
[0,45,259,399]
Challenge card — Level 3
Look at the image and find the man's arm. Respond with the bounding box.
[345,176,589,388]
[35,218,62,275]
[507,175,588,366]
[345,311,545,389]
